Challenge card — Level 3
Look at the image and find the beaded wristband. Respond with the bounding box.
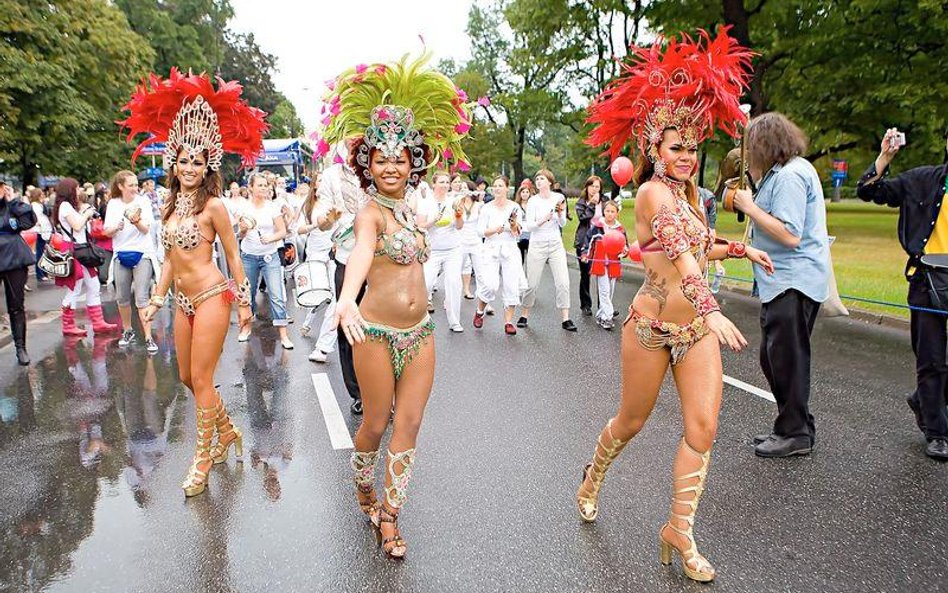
[149,294,166,308]
[726,241,747,259]
[681,273,720,316]
[233,277,252,307]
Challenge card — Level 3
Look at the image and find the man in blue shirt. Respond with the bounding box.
[733,112,830,458]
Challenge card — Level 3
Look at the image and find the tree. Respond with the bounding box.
[219,31,282,115]
[268,97,304,138]
[0,0,154,186]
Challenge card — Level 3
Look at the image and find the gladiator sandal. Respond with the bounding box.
[182,404,217,497]
[209,395,243,465]
[576,419,631,522]
[379,448,416,559]
[659,439,715,582]
[350,449,381,527]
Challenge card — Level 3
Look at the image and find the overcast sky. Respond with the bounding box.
[229,0,474,135]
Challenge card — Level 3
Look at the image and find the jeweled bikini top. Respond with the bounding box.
[161,192,214,252]
[640,175,711,260]
[372,195,430,265]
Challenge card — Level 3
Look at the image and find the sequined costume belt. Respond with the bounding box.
[363,315,435,380]
[174,281,232,317]
[624,307,709,366]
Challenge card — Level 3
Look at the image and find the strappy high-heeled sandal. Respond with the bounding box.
[658,439,715,582]
[576,419,630,522]
[351,450,381,526]
[182,405,216,497]
[377,506,406,559]
[209,395,243,465]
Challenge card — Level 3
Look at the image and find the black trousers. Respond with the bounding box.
[576,248,592,310]
[907,275,948,439]
[334,259,366,401]
[759,289,820,440]
[0,266,28,349]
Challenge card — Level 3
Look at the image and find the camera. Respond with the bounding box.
[891,131,906,148]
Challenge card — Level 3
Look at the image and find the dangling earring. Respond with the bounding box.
[367,180,378,195]
[653,159,667,178]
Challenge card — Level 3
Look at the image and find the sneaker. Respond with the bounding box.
[237,331,251,343]
[581,306,593,316]
[473,312,484,329]
[427,300,435,313]
[504,323,517,335]
[464,293,475,300]
[118,329,136,347]
[308,348,328,362]
[350,399,363,415]
[450,324,464,333]
[145,338,159,354]
[485,305,495,316]
[601,319,614,331]
[516,316,528,328]
[562,319,578,332]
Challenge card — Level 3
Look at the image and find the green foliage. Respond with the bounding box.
[268,97,304,138]
[0,0,154,185]
[219,31,282,115]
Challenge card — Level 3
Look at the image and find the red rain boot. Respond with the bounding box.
[87,304,119,334]
[61,306,87,337]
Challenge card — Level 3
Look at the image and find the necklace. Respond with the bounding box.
[175,191,197,218]
[373,194,416,231]
[652,175,688,203]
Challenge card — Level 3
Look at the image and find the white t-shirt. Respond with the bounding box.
[303,205,334,259]
[459,202,483,246]
[105,195,155,254]
[221,196,247,225]
[524,192,567,243]
[32,202,52,239]
[57,202,88,243]
[240,200,282,256]
[478,201,523,245]
[419,195,461,251]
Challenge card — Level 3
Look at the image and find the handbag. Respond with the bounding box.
[920,254,948,310]
[61,221,106,269]
[38,234,74,278]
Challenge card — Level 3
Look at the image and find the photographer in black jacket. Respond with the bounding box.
[0,181,38,366]
[857,127,948,460]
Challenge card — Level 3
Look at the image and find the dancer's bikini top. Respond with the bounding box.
[639,184,711,261]
[374,203,430,265]
[161,193,214,252]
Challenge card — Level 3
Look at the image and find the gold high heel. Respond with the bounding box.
[576,419,630,522]
[182,405,216,497]
[379,448,415,559]
[351,450,381,527]
[209,396,243,465]
[658,439,715,582]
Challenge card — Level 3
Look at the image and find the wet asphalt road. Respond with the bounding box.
[0,264,944,593]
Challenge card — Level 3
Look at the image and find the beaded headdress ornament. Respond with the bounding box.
[586,27,754,173]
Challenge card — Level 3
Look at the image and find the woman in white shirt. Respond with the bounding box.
[297,183,339,362]
[238,173,292,348]
[53,178,119,336]
[458,187,484,300]
[473,175,526,335]
[419,171,465,332]
[104,170,158,352]
[518,168,576,331]
[28,187,52,282]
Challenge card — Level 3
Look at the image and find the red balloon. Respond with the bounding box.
[610,156,634,186]
[21,231,37,249]
[602,230,626,256]
[627,240,642,263]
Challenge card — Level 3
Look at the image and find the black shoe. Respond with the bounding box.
[350,399,363,415]
[753,433,773,445]
[516,316,528,328]
[754,435,812,458]
[581,307,592,317]
[15,347,30,366]
[926,438,948,461]
[907,395,927,434]
[562,319,577,332]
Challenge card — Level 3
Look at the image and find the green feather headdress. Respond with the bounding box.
[315,52,473,180]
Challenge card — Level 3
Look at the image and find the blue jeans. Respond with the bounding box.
[35,236,48,281]
[241,252,289,326]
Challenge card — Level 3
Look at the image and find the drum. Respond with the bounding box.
[293,260,332,307]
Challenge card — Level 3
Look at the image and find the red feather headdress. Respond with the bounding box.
[586,27,754,163]
[118,68,268,170]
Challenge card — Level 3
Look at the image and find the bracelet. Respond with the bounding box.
[681,273,720,317]
[233,277,252,307]
[149,294,166,308]
[726,241,747,259]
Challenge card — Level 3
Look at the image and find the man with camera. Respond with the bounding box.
[857,127,948,461]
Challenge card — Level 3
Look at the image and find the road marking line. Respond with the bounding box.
[723,374,775,402]
[311,373,354,450]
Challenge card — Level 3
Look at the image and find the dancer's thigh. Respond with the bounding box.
[173,308,193,389]
[391,337,435,451]
[353,339,397,433]
[189,295,232,393]
[670,333,722,452]
[614,320,671,440]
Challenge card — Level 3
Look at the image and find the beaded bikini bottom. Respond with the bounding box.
[174,281,233,318]
[624,307,709,366]
[363,315,435,380]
